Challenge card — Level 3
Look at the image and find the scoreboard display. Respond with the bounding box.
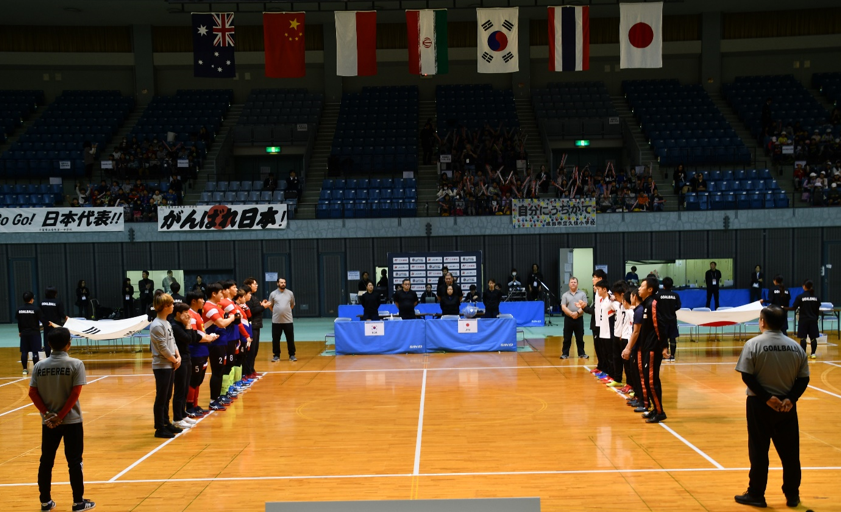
[387,251,483,295]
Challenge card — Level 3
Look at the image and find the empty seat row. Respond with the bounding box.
[198,190,285,204]
[320,188,417,200]
[684,191,789,210]
[322,178,416,190]
[316,199,417,219]
[205,180,292,193]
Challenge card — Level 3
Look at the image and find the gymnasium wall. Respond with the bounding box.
[1,226,838,323]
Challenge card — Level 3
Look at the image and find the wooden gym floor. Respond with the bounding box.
[1,334,841,512]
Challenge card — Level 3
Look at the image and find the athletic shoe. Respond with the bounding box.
[642,410,657,418]
[209,402,227,411]
[290,356,297,362]
[628,392,635,397]
[579,354,589,359]
[182,417,197,425]
[23,369,28,375]
[627,400,641,407]
[164,424,183,434]
[41,500,56,511]
[175,420,193,429]
[272,356,280,362]
[810,354,817,359]
[218,397,233,405]
[669,356,675,361]
[154,429,175,439]
[589,368,600,374]
[71,500,96,511]
[560,355,569,360]
[633,407,648,413]
[645,413,667,424]
[620,385,633,393]
[734,491,767,508]
[785,495,799,507]
[607,381,624,387]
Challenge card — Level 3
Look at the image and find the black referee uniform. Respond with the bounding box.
[789,290,821,357]
[654,288,681,359]
[767,284,791,334]
[17,301,43,373]
[39,298,66,358]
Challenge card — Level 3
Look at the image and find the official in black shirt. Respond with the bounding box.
[440,286,461,316]
[436,273,462,302]
[357,272,372,293]
[16,291,43,375]
[359,282,381,320]
[138,271,154,314]
[75,280,92,319]
[763,275,792,335]
[527,264,544,301]
[749,265,764,303]
[167,282,185,322]
[393,279,419,319]
[122,278,134,318]
[705,261,722,310]
[655,277,682,360]
[483,279,503,318]
[787,279,822,358]
[40,286,67,358]
[436,266,450,293]
[192,275,208,297]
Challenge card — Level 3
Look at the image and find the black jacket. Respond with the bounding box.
[440,294,461,316]
[39,299,65,328]
[483,289,503,318]
[791,292,821,323]
[705,269,722,289]
[768,285,791,308]
[138,279,154,302]
[750,272,764,287]
[123,284,135,302]
[246,294,266,328]
[171,320,202,355]
[654,290,681,324]
[16,303,42,335]
[359,291,381,320]
[75,287,90,307]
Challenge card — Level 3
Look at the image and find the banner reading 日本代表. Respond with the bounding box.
[0,207,124,233]
[511,198,595,228]
[157,204,288,232]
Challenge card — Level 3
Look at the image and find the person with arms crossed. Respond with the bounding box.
[29,327,95,512]
[17,291,43,375]
[786,279,822,359]
[267,277,296,362]
[705,261,722,310]
[749,265,764,303]
[560,277,588,360]
[74,280,91,319]
[733,305,809,508]
[393,279,419,319]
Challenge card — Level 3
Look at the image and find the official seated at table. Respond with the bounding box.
[420,284,438,304]
[440,285,461,316]
[465,284,481,303]
[483,278,503,318]
[437,273,462,302]
[359,282,381,320]
[393,278,419,319]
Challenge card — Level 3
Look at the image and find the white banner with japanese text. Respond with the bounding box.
[511,198,595,228]
[0,207,124,233]
[157,204,288,232]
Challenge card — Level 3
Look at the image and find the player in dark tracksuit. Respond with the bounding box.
[786,279,822,358]
[655,277,682,361]
[763,275,791,335]
[638,276,668,423]
[17,292,43,375]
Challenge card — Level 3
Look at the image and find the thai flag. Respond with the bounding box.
[548,6,589,72]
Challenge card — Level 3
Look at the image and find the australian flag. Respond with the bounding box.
[193,13,236,78]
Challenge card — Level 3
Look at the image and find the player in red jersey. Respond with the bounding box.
[218,280,243,400]
[202,283,237,410]
[185,291,212,416]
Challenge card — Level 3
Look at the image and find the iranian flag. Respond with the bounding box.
[406,9,448,75]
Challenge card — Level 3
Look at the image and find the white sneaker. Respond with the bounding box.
[182,417,197,425]
[175,420,193,429]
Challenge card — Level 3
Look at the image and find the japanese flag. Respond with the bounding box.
[364,321,384,336]
[458,320,478,334]
[619,2,662,69]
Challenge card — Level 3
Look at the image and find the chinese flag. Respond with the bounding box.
[264,12,306,78]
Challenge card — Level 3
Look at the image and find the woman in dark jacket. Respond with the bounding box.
[359,282,381,321]
[171,303,216,425]
[440,285,461,316]
[749,265,764,303]
[76,280,92,318]
[122,278,135,318]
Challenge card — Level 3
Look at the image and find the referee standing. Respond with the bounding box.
[734,305,809,508]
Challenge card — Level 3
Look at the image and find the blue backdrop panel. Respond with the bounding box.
[335,320,426,355]
[675,288,805,309]
[337,302,544,327]
[425,317,517,352]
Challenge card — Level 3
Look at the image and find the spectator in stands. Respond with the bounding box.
[286,171,300,199]
[653,191,665,212]
[83,142,97,176]
[673,164,686,194]
[828,183,841,205]
[421,119,435,165]
[537,165,550,194]
[152,189,163,204]
[165,188,179,206]
[263,174,278,192]
[691,173,707,192]
[438,195,452,216]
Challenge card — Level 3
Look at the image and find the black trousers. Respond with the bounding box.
[592,327,603,371]
[122,300,133,318]
[746,396,801,498]
[642,347,665,414]
[190,356,208,388]
[39,422,84,504]
[43,327,53,358]
[172,352,191,422]
[749,287,762,303]
[272,322,296,357]
[209,344,227,400]
[562,317,585,356]
[706,288,720,310]
[615,338,628,384]
[598,336,614,377]
[152,368,174,430]
[246,326,261,375]
[628,346,643,401]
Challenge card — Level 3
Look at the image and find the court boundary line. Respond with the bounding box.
[5,466,841,488]
[0,378,26,388]
[808,385,841,400]
[0,376,108,418]
[413,369,427,476]
[658,423,725,469]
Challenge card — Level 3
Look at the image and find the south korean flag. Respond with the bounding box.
[477,7,519,73]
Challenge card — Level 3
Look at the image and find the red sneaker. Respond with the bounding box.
[620,385,633,393]
[589,368,601,373]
